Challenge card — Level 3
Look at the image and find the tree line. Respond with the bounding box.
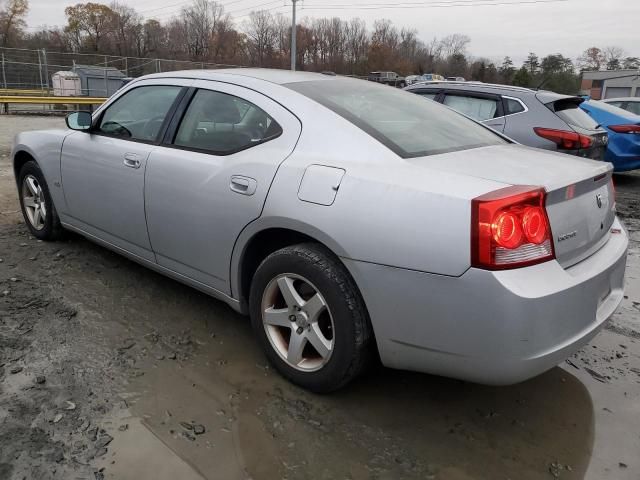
[0,0,638,94]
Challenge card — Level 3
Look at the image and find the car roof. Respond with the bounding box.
[602,97,640,103]
[141,68,335,86]
[407,81,538,95]
[406,81,583,104]
[584,99,640,121]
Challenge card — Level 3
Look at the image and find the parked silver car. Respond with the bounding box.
[405,82,609,160]
[13,70,627,392]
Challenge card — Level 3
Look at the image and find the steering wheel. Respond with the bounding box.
[142,116,166,140]
[101,121,132,138]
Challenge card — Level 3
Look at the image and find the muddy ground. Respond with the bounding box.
[0,116,639,480]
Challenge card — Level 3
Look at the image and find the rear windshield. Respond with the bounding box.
[550,99,600,130]
[587,100,640,120]
[286,79,506,158]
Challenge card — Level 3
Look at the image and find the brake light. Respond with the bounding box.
[609,124,640,134]
[534,127,593,149]
[472,186,555,270]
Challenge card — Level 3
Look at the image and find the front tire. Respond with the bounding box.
[249,243,373,392]
[18,160,64,241]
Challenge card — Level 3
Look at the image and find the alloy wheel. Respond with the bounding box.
[261,273,335,372]
[22,174,47,231]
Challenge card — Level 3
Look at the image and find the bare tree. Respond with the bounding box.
[439,33,469,58]
[181,0,225,59]
[0,0,29,47]
[243,10,277,67]
[109,2,142,56]
[602,46,625,70]
[344,18,368,73]
[578,47,605,71]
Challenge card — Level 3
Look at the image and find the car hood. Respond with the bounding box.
[407,144,610,192]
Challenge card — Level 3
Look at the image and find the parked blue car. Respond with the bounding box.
[580,100,640,172]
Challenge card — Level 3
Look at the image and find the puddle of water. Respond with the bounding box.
[97,417,206,480]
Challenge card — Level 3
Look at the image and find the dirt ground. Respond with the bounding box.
[0,116,639,480]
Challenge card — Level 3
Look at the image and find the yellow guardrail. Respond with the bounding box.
[0,95,107,105]
[0,88,52,96]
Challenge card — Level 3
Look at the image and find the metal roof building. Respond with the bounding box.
[580,70,640,100]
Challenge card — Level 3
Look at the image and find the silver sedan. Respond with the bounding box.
[12,69,628,392]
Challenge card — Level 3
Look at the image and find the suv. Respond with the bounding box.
[404,82,609,159]
[368,71,406,88]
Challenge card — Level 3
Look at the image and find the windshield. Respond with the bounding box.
[286,79,506,158]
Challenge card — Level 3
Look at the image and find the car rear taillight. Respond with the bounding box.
[471,186,555,270]
[534,127,593,149]
[609,124,640,134]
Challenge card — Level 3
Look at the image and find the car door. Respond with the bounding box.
[442,91,505,132]
[144,80,302,294]
[60,80,189,260]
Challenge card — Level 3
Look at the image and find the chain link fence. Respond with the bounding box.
[0,46,245,95]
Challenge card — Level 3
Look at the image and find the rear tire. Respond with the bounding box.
[18,161,64,241]
[249,243,373,392]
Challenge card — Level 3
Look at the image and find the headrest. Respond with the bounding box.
[200,92,241,124]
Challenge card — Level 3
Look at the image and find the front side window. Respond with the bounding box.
[174,89,282,155]
[97,85,182,141]
[443,94,499,121]
[286,79,506,158]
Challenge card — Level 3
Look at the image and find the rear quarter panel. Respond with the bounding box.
[232,107,508,296]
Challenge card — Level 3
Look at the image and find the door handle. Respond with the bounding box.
[230,175,257,196]
[123,153,141,169]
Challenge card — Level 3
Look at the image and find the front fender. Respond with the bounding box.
[12,129,72,213]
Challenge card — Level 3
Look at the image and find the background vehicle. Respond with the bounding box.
[13,70,627,392]
[446,76,466,82]
[580,100,640,172]
[367,71,406,87]
[420,73,446,82]
[405,82,609,160]
[405,75,421,85]
[602,97,640,116]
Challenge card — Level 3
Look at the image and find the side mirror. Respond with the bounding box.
[66,112,92,131]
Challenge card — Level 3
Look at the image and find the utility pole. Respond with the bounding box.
[290,0,299,71]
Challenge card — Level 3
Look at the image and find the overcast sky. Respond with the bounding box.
[26,0,639,64]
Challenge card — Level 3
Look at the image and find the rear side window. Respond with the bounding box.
[443,94,499,121]
[174,89,282,155]
[552,100,600,130]
[504,98,525,115]
[286,79,506,158]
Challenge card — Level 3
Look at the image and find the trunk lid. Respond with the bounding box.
[410,144,616,268]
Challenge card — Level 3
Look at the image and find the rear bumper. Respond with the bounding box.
[606,135,640,171]
[343,217,628,385]
[609,154,640,172]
